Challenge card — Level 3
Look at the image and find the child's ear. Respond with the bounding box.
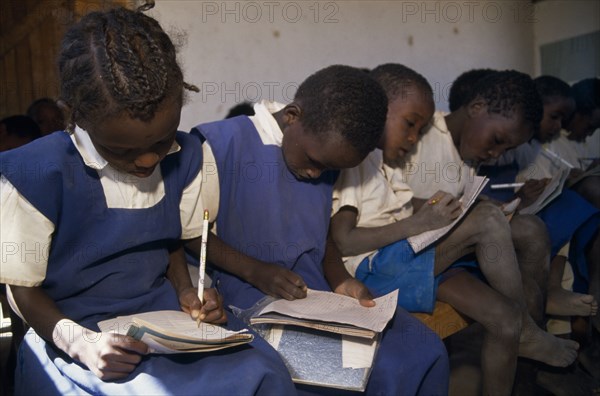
[282,103,302,125]
[466,97,486,119]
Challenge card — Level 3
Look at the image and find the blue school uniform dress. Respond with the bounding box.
[486,142,599,293]
[191,101,449,396]
[0,129,295,395]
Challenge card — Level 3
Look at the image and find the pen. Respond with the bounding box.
[543,148,574,169]
[490,182,525,190]
[197,209,209,327]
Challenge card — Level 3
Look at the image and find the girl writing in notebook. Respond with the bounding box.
[0,4,295,395]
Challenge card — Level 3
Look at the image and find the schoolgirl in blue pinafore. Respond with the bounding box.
[191,111,450,396]
[0,130,295,395]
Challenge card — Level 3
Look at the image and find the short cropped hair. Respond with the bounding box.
[571,78,600,115]
[369,63,433,103]
[294,65,387,158]
[448,68,496,112]
[534,76,572,102]
[464,70,543,134]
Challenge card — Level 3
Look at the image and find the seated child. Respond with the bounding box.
[188,65,450,395]
[551,78,600,209]
[492,76,599,317]
[26,98,66,136]
[0,115,41,151]
[399,69,581,351]
[0,5,295,395]
[331,64,578,395]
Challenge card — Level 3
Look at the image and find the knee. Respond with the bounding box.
[471,201,511,234]
[511,214,550,252]
[485,300,522,341]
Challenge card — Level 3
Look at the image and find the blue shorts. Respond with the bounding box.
[356,239,437,313]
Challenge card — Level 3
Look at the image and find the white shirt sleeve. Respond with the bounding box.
[179,142,220,240]
[0,175,54,286]
[332,166,362,217]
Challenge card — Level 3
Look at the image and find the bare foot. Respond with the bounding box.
[519,325,579,367]
[546,288,598,317]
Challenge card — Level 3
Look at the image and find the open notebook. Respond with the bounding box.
[98,310,253,354]
[408,176,489,253]
[519,167,570,215]
[248,289,397,391]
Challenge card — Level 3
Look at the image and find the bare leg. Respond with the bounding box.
[587,231,600,333]
[509,214,548,324]
[437,272,521,396]
[546,254,598,317]
[436,201,579,367]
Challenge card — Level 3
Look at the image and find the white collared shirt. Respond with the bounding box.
[401,111,475,198]
[1,127,205,286]
[333,149,414,275]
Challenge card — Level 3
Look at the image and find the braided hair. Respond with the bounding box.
[58,1,194,132]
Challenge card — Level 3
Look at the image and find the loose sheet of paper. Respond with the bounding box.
[342,335,378,369]
[257,289,398,333]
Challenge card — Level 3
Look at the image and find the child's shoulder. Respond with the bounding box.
[0,131,74,171]
[192,115,255,138]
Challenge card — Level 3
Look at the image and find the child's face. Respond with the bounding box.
[380,88,434,165]
[84,99,182,177]
[537,96,575,143]
[282,122,363,180]
[566,108,600,142]
[459,103,530,163]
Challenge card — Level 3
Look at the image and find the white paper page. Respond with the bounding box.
[257,289,398,333]
[408,176,489,253]
[342,335,378,369]
[98,310,247,340]
[519,168,569,215]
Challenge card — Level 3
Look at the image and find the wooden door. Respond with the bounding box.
[0,0,132,118]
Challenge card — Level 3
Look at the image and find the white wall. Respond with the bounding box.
[148,0,538,130]
[533,0,600,75]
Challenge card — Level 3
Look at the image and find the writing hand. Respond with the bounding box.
[178,287,226,324]
[333,278,375,308]
[414,190,462,231]
[248,262,307,300]
[516,178,549,209]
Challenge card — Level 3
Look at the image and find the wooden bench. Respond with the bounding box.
[412,301,470,339]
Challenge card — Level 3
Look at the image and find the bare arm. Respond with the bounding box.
[10,285,148,381]
[186,232,307,300]
[166,244,225,324]
[330,191,462,257]
[323,233,375,307]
